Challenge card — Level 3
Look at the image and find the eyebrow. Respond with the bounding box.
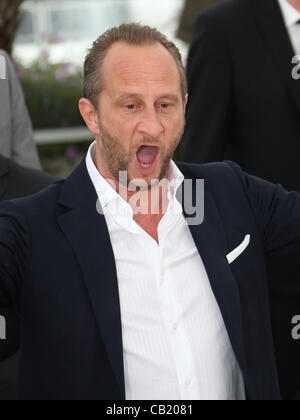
[115,93,180,103]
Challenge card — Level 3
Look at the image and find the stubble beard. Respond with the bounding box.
[97,120,184,191]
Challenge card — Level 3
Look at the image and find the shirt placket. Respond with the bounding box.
[157,224,200,400]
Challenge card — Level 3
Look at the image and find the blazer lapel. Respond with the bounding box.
[176,172,246,374]
[252,0,300,113]
[57,158,125,399]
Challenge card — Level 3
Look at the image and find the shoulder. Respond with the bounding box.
[176,159,277,201]
[0,50,9,57]
[0,49,10,62]
[0,49,15,77]
[196,0,251,27]
[177,160,241,183]
[193,0,253,41]
[0,180,65,224]
[5,158,60,200]
[0,49,20,95]
[176,160,291,235]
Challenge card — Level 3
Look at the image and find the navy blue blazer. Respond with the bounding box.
[0,156,300,400]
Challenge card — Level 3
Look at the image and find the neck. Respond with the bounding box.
[286,0,300,12]
[94,153,170,217]
[124,182,170,218]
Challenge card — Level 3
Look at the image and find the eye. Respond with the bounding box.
[126,104,136,110]
[158,103,170,109]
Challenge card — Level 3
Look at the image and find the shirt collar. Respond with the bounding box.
[278,0,300,27]
[86,140,184,222]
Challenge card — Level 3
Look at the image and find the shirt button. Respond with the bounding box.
[172,323,178,332]
[161,268,165,277]
[185,378,192,387]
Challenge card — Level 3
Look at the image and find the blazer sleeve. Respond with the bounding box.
[227,161,300,262]
[5,52,41,170]
[0,201,31,307]
[180,15,233,164]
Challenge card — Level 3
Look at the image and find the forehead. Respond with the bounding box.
[102,41,181,96]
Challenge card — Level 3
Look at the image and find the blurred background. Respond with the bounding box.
[10,0,189,177]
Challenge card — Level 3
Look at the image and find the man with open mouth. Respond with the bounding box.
[78,29,187,244]
[0,23,300,401]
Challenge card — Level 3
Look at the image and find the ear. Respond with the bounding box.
[78,98,100,135]
[183,94,188,114]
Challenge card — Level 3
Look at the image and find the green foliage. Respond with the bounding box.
[37,142,88,177]
[37,141,88,159]
[16,57,85,129]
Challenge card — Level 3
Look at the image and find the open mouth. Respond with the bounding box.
[136,145,160,174]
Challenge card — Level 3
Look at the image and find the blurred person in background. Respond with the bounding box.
[0,0,41,170]
[0,154,58,400]
[177,0,221,44]
[0,0,23,55]
[180,0,300,400]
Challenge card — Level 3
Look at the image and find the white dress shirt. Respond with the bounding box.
[86,141,245,400]
[278,0,300,55]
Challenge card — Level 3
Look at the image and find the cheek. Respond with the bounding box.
[164,116,184,136]
[115,117,135,138]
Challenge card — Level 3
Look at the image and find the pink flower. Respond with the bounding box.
[41,48,49,60]
[54,70,67,82]
[65,148,79,160]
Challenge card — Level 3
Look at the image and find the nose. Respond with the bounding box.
[137,107,164,139]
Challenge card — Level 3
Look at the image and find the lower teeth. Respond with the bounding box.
[140,163,151,168]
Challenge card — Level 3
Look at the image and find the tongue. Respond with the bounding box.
[136,146,158,165]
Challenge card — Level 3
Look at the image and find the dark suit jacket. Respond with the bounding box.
[177,0,221,44]
[0,155,57,399]
[181,0,300,192]
[0,155,57,202]
[0,156,300,400]
[180,0,300,399]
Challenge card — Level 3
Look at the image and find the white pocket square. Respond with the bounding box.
[226,234,251,264]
